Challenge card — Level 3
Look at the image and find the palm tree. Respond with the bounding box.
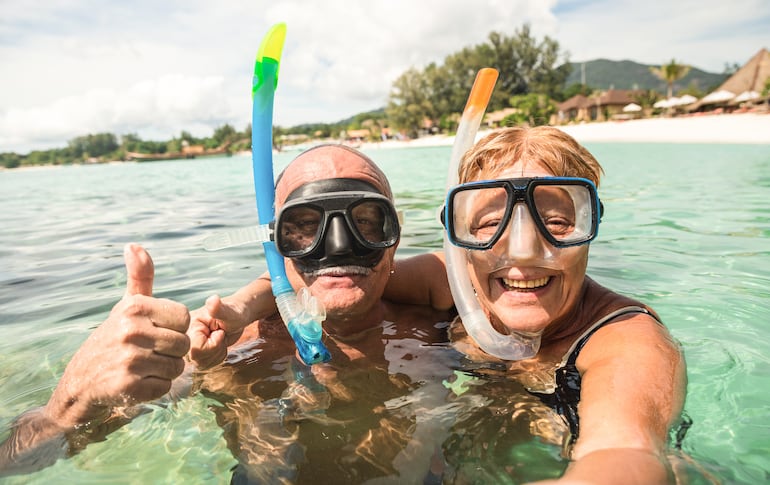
[650,59,691,99]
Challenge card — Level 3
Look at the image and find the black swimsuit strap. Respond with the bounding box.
[530,306,659,447]
[564,306,657,366]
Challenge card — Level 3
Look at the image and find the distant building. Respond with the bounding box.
[718,48,770,97]
[557,89,644,123]
[344,129,371,143]
[557,95,590,123]
[690,48,770,112]
[182,144,205,156]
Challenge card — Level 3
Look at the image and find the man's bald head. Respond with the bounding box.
[276,144,393,207]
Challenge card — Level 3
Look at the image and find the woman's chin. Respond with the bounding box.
[487,304,551,335]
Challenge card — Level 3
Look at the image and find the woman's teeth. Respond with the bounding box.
[501,276,550,290]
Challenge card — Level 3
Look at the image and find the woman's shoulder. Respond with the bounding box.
[574,278,680,364]
[576,305,681,374]
[582,277,660,322]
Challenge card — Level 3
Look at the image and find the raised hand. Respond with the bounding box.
[188,294,250,370]
[45,244,190,428]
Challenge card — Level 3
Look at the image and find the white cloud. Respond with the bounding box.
[0,75,239,151]
[1,0,767,153]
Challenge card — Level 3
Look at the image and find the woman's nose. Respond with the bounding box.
[497,203,543,261]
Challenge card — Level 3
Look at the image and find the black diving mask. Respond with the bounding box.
[275,178,400,271]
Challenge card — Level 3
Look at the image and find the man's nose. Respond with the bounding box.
[325,215,353,256]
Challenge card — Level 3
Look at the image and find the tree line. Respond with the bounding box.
[0,23,707,169]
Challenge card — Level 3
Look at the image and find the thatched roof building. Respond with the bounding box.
[691,48,770,110]
[718,48,770,95]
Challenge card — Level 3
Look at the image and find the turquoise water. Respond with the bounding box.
[1,143,769,483]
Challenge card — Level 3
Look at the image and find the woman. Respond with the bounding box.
[386,126,688,484]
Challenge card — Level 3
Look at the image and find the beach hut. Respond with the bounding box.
[557,94,591,123]
[558,90,643,123]
[691,48,770,112]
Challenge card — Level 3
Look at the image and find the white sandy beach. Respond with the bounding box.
[360,112,770,150]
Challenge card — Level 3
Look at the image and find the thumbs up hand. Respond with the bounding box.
[45,244,190,429]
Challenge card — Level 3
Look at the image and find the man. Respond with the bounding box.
[188,144,453,368]
[187,144,455,482]
[2,145,455,483]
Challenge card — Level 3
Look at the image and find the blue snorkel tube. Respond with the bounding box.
[251,23,331,364]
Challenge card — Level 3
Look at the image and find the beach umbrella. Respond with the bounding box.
[623,103,642,112]
[700,90,735,104]
[654,97,684,108]
[675,94,698,106]
[733,90,760,103]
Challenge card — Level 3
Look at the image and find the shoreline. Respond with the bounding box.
[4,112,769,172]
[359,111,770,150]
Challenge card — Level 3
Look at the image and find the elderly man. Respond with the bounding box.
[188,144,453,367]
[187,144,455,483]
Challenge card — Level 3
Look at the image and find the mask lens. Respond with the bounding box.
[451,185,508,247]
[532,183,594,245]
[447,178,599,250]
[349,200,396,246]
[277,205,324,255]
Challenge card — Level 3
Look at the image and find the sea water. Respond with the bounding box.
[1,142,769,483]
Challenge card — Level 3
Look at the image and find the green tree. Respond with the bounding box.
[0,152,22,168]
[676,82,705,99]
[386,67,434,138]
[212,124,237,146]
[121,133,142,152]
[68,133,119,159]
[650,59,691,99]
[631,89,661,114]
[504,93,557,126]
[387,25,570,135]
[562,83,593,100]
[484,25,571,101]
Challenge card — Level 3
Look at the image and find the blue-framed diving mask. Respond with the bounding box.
[442,177,603,250]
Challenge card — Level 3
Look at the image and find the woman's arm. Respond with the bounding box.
[562,312,687,484]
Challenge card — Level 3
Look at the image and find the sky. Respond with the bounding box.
[1,0,768,153]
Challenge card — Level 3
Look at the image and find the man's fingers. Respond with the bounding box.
[120,294,190,333]
[150,327,191,358]
[123,243,155,298]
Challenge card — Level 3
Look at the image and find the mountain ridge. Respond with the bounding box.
[565,58,728,93]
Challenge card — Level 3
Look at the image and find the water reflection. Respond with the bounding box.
[197,317,459,483]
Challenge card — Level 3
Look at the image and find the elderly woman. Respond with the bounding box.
[386,125,688,484]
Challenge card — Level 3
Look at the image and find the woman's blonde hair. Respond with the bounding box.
[459,126,604,186]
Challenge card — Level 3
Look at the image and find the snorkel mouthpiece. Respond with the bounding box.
[444,68,541,360]
[251,23,330,364]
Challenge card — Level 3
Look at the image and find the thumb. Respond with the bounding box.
[123,243,155,297]
[205,294,223,318]
[206,295,247,330]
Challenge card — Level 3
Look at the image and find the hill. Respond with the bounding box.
[565,59,727,94]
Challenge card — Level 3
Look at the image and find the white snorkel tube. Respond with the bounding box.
[444,68,541,360]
